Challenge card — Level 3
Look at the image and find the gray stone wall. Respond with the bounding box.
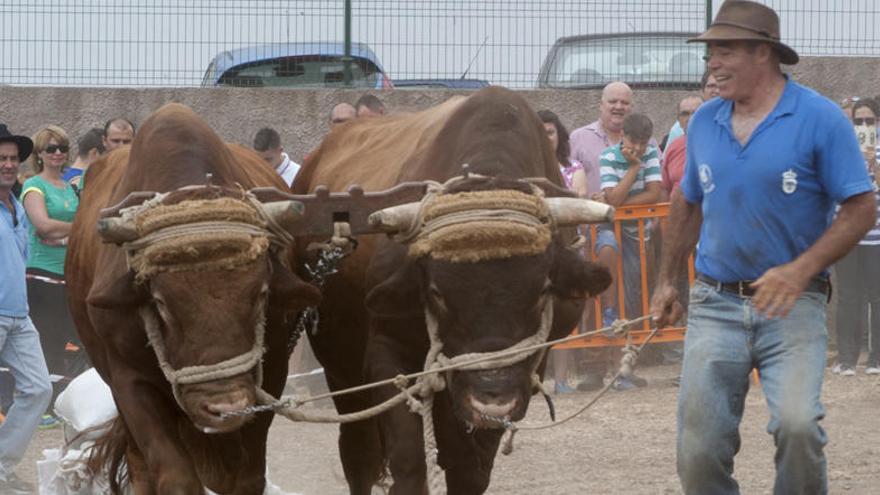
[0,56,876,165]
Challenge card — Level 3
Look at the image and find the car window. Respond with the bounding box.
[217,55,381,88]
[543,35,704,88]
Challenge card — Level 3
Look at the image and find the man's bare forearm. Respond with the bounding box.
[658,189,702,285]
[789,191,877,278]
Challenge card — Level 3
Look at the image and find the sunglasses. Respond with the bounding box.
[44,145,70,154]
[854,118,876,126]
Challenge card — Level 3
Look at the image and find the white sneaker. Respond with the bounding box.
[839,365,856,376]
[830,362,843,374]
[866,363,880,375]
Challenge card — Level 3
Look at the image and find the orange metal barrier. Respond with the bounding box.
[554,202,694,349]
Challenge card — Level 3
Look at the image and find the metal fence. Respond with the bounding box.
[0,0,877,89]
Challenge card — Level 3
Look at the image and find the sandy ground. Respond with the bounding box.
[18,363,880,494]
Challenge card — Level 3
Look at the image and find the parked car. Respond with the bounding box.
[537,32,703,89]
[202,42,393,89]
[392,78,490,90]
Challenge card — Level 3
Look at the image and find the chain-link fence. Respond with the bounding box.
[0,1,876,89]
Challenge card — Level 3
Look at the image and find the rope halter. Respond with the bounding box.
[109,189,295,411]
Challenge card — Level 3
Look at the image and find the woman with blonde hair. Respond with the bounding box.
[20,125,83,426]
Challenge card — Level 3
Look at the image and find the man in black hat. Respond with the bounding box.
[650,1,877,493]
[0,123,53,494]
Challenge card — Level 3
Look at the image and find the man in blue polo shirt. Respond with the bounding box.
[0,123,53,495]
[650,2,877,494]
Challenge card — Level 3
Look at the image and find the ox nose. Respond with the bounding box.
[469,394,518,419]
[205,396,250,417]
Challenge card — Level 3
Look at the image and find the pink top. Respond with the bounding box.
[560,158,584,190]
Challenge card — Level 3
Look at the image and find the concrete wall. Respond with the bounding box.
[0,56,877,165]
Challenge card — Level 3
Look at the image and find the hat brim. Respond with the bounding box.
[0,135,34,162]
[688,25,799,65]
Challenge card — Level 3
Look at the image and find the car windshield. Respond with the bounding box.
[544,35,704,88]
[217,55,381,88]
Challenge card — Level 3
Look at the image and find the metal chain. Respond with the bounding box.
[287,244,351,355]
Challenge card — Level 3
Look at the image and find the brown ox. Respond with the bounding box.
[293,87,611,493]
[66,103,320,494]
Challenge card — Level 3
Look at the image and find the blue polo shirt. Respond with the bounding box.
[680,78,874,282]
[1,192,30,317]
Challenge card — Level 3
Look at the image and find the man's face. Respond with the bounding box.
[599,84,632,132]
[0,142,20,190]
[677,97,703,133]
[330,105,357,127]
[257,147,284,168]
[702,74,720,100]
[104,125,134,151]
[705,41,762,101]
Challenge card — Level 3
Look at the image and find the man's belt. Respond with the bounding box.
[696,273,830,299]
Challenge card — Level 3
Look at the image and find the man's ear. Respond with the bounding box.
[365,246,423,318]
[550,243,612,300]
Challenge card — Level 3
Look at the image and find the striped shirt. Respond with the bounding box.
[599,142,662,195]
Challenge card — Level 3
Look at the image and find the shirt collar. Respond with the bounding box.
[714,75,797,127]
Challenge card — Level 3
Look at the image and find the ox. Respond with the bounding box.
[293,87,612,493]
[65,103,320,494]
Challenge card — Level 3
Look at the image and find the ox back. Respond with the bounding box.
[66,103,319,494]
[293,87,607,494]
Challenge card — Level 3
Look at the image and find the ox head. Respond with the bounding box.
[88,187,320,433]
[365,178,612,429]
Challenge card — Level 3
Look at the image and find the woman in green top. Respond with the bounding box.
[20,125,85,393]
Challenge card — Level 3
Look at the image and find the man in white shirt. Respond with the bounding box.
[253,127,300,187]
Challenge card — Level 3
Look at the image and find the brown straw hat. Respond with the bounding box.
[688,0,799,65]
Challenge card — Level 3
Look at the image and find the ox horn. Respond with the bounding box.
[260,200,305,232]
[97,217,139,244]
[546,198,615,226]
[367,202,421,233]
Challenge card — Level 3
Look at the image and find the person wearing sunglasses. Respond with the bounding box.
[19,125,81,427]
[831,97,880,377]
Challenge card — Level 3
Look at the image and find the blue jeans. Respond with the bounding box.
[677,281,828,495]
[0,315,52,477]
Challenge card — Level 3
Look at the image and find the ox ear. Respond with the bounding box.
[365,248,423,318]
[87,271,148,310]
[549,243,612,300]
[269,261,322,312]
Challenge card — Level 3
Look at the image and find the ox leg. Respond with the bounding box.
[113,373,204,494]
[434,391,503,495]
[364,332,430,495]
[310,315,384,494]
[126,444,158,495]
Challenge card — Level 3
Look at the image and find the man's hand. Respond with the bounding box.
[650,283,683,329]
[621,145,642,168]
[590,191,607,203]
[750,262,812,319]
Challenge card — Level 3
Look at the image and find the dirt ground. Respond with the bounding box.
[18,362,880,494]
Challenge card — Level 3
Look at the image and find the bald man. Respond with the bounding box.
[569,81,658,391]
[329,103,357,127]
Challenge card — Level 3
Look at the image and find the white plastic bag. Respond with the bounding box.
[53,368,117,443]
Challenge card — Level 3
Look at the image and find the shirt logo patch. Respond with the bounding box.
[782,168,798,194]
[698,163,715,193]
